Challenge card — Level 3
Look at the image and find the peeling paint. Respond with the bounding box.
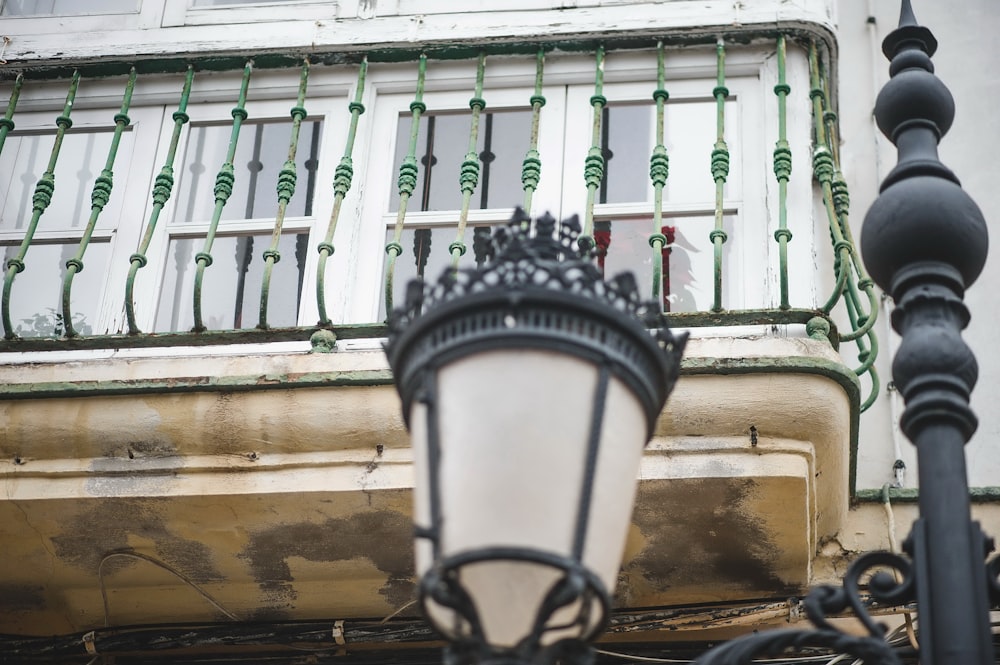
[625,479,801,601]
[239,510,415,617]
[50,499,224,585]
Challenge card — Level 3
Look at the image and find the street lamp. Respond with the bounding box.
[385,209,686,665]
[387,1,995,664]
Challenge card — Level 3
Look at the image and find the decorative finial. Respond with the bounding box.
[882,0,937,59]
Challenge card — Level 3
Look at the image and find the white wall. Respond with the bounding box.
[840,0,1000,490]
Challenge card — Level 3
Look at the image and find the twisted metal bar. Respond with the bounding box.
[447,52,486,268]
[520,49,545,212]
[191,60,253,332]
[710,39,730,313]
[384,54,427,316]
[125,66,194,334]
[649,41,669,310]
[258,60,309,329]
[61,68,137,338]
[2,70,80,340]
[772,36,792,311]
[316,58,367,326]
[580,45,605,253]
[0,73,23,157]
[808,43,879,411]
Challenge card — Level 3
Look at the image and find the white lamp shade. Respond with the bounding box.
[411,347,648,648]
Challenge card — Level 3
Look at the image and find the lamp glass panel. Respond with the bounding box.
[410,347,649,647]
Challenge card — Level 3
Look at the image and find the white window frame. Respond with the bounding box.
[134,91,350,333]
[0,0,163,32]
[348,45,803,323]
[161,0,339,27]
[0,105,164,335]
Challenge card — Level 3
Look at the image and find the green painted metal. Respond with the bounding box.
[773,36,792,311]
[61,68,137,338]
[808,42,879,412]
[384,54,427,316]
[316,58,367,326]
[520,49,545,212]
[710,39,730,313]
[580,45,605,252]
[125,66,195,335]
[0,74,23,157]
[1,70,81,340]
[449,51,487,269]
[649,41,669,309]
[854,486,1000,504]
[258,60,310,329]
[192,60,253,332]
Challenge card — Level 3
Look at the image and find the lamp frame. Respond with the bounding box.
[386,209,686,665]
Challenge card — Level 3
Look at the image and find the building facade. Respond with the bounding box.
[0,0,998,662]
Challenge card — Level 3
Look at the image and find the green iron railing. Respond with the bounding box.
[0,37,878,408]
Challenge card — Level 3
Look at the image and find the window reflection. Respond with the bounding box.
[2,241,110,337]
[380,225,493,319]
[0,129,132,232]
[390,110,531,212]
[155,232,308,331]
[596,215,735,313]
[600,104,653,205]
[173,119,322,224]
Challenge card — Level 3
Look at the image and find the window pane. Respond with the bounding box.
[601,104,653,205]
[0,128,135,232]
[596,215,735,313]
[173,119,322,224]
[3,241,110,337]
[1,0,139,15]
[155,232,308,331]
[663,98,740,205]
[390,110,531,212]
[191,0,302,5]
[381,224,494,319]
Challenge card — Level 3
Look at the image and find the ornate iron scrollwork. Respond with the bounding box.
[693,551,914,665]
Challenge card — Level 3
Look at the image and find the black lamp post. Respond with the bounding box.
[386,1,994,664]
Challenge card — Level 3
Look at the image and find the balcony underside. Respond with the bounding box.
[0,336,856,635]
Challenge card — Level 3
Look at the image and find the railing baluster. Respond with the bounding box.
[384,54,427,316]
[61,68,137,337]
[258,60,309,329]
[520,49,545,212]
[0,74,24,157]
[2,71,80,340]
[448,52,487,269]
[773,35,793,311]
[649,41,669,310]
[192,60,253,332]
[125,66,194,334]
[316,57,367,326]
[710,39,730,313]
[580,46,605,252]
[809,42,880,412]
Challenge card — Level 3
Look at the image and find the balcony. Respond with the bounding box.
[0,21,875,648]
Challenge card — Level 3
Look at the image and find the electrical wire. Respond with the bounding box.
[98,550,241,627]
[881,489,919,651]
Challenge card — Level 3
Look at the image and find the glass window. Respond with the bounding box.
[173,119,323,224]
[154,231,308,331]
[389,110,532,212]
[0,109,158,337]
[0,0,139,15]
